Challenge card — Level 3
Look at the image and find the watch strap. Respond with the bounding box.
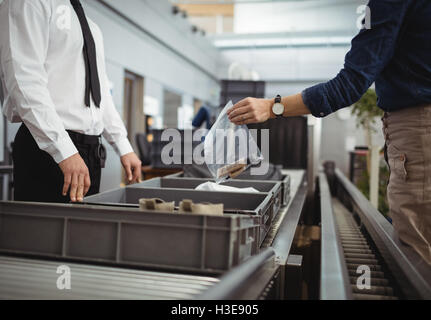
[274,95,283,118]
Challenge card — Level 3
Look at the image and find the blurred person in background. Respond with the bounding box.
[192,106,212,130]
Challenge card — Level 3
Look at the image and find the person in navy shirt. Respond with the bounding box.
[228,0,431,265]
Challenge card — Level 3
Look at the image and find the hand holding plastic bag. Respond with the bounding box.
[204,101,263,183]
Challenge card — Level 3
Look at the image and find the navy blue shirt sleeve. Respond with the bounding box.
[302,0,411,118]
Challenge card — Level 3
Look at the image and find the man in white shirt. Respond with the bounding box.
[0,0,142,203]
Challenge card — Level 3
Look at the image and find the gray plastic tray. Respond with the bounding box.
[167,172,291,206]
[83,188,274,245]
[134,177,283,216]
[0,201,260,274]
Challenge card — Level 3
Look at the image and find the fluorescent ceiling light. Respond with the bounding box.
[213,36,351,48]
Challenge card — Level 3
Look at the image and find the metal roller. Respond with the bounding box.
[0,256,218,300]
[347,263,382,272]
[344,253,376,260]
[353,293,398,300]
[332,198,400,300]
[350,277,390,287]
[342,244,371,250]
[345,258,379,265]
[348,269,386,279]
[342,248,373,254]
[352,285,394,296]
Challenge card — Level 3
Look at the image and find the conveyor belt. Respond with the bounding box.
[0,256,218,300]
[320,169,431,300]
[332,198,399,300]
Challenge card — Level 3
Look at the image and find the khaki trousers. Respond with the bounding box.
[382,105,431,265]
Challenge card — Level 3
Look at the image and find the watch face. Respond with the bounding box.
[272,103,284,116]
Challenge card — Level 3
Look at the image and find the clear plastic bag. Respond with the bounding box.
[204,101,263,183]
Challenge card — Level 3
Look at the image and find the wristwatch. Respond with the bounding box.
[272,95,284,118]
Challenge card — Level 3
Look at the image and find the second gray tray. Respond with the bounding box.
[167,172,291,206]
[134,177,283,216]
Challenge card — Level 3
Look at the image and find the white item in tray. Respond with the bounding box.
[195,181,259,193]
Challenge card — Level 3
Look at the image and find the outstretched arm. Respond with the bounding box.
[228,0,411,124]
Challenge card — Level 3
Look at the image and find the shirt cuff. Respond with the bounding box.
[302,84,333,118]
[112,138,134,157]
[45,137,79,164]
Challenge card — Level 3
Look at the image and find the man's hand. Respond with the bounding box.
[227,94,311,124]
[121,152,142,184]
[59,153,91,202]
[227,98,274,125]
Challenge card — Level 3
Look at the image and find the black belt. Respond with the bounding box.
[67,130,101,146]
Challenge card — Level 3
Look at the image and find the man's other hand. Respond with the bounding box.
[59,153,91,202]
[121,152,142,184]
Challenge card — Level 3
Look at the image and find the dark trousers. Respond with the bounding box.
[13,124,102,203]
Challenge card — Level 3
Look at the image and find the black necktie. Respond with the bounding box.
[70,0,101,108]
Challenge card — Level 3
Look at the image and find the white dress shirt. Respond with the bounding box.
[0,0,133,163]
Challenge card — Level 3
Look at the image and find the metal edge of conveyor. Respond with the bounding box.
[319,171,353,300]
[270,171,307,300]
[334,168,431,299]
[271,172,308,265]
[197,248,275,300]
